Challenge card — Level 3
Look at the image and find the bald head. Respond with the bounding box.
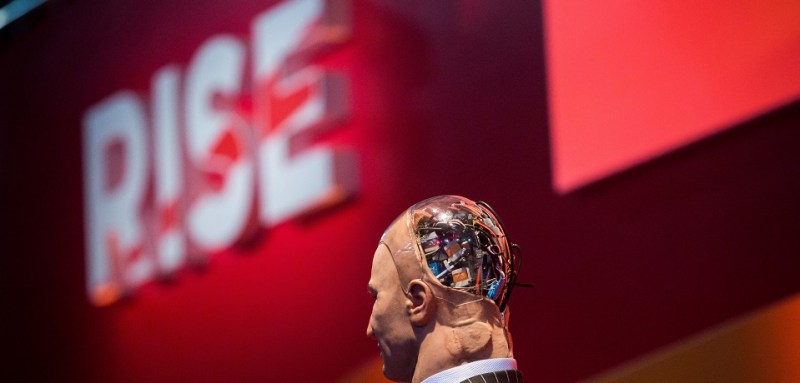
[367,195,521,382]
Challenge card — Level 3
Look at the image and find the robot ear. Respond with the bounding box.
[406,280,436,326]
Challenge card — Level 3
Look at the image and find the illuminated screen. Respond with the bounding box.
[545,0,800,192]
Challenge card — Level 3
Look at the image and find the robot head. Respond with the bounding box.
[381,195,520,312]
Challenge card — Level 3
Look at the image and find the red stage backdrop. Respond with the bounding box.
[545,0,800,192]
[1,1,799,382]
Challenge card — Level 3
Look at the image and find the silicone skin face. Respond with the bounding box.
[367,244,418,382]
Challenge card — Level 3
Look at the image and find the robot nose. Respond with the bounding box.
[366,322,375,339]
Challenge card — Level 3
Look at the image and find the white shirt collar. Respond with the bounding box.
[421,358,517,383]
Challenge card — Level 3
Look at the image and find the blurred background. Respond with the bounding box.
[1,0,799,381]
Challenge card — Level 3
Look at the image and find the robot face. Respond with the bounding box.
[409,195,519,312]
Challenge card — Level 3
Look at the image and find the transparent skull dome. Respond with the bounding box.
[406,195,515,309]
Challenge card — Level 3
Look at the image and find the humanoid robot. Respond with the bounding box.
[367,195,524,383]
